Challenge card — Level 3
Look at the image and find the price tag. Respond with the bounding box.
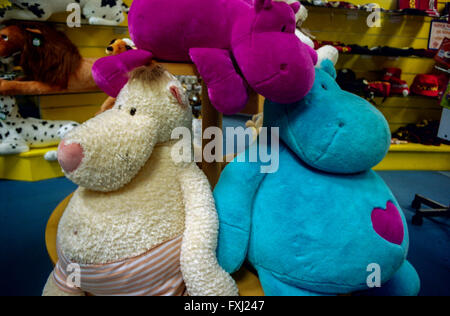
[428,20,450,50]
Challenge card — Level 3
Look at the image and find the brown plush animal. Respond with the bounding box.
[96,38,137,115]
[106,38,136,55]
[0,21,98,95]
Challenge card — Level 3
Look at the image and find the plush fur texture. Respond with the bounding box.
[0,22,97,95]
[0,1,128,25]
[43,65,237,296]
[0,95,78,157]
[0,24,24,61]
[214,60,420,296]
[92,0,317,114]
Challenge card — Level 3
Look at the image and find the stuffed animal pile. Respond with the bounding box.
[0,96,78,160]
[92,0,318,115]
[43,64,237,296]
[214,59,421,296]
[278,0,339,65]
[0,0,128,25]
[0,0,418,297]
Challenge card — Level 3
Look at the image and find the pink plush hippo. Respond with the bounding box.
[92,0,317,114]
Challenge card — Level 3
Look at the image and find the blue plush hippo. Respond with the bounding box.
[214,60,420,296]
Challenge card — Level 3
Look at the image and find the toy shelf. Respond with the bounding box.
[303,0,449,171]
[340,52,434,59]
[375,143,450,171]
[0,147,63,181]
[301,4,440,19]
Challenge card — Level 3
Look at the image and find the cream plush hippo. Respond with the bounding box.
[42,65,238,296]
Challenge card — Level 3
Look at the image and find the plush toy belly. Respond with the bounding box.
[247,146,409,294]
[52,235,186,296]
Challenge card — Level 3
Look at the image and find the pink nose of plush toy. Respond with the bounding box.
[58,141,84,173]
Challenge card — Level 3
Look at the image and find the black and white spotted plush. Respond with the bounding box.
[0,96,79,158]
[0,1,128,25]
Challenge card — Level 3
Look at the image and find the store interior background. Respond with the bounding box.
[0,0,449,295]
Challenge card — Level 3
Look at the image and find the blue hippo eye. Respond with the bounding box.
[321,83,328,90]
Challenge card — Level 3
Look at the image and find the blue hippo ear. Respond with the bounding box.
[319,59,337,80]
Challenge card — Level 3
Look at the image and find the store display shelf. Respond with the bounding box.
[0,147,64,181]
[340,52,434,59]
[375,143,450,171]
[13,89,102,97]
[11,18,129,31]
[303,4,440,19]
[372,95,441,104]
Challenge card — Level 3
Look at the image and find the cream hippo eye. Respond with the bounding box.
[130,108,137,116]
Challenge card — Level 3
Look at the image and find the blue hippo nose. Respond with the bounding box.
[278,89,391,174]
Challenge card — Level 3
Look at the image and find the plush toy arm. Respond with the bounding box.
[0,79,58,95]
[92,49,153,97]
[214,149,267,274]
[189,48,249,115]
[42,273,85,296]
[178,163,239,296]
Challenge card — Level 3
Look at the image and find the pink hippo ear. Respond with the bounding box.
[169,85,189,109]
[92,49,153,97]
[254,0,273,12]
[290,2,301,14]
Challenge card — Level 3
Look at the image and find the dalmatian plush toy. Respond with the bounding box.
[0,0,128,26]
[0,96,79,160]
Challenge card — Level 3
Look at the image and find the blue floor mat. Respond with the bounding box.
[378,171,450,296]
[0,177,77,296]
[0,171,448,296]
